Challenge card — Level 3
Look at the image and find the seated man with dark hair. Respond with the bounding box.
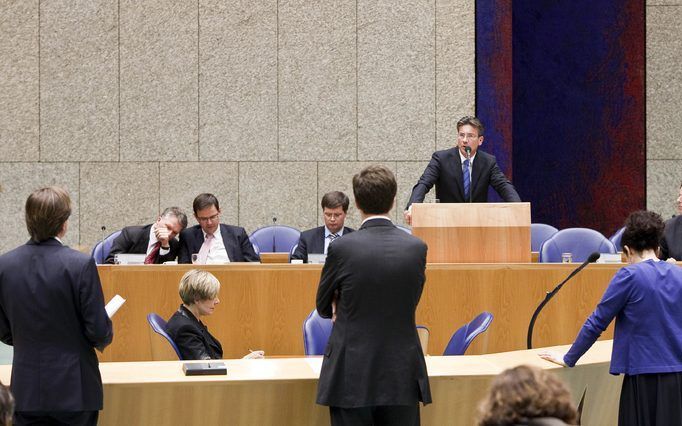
[178,193,259,264]
[291,191,354,263]
[105,207,188,264]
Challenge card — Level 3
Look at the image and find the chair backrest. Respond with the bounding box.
[147,313,183,360]
[416,325,429,355]
[538,228,616,263]
[302,310,434,356]
[303,309,333,355]
[249,225,301,253]
[530,223,559,252]
[443,312,494,355]
[609,226,626,251]
[91,230,122,264]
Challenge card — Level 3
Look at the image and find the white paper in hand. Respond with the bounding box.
[105,294,126,318]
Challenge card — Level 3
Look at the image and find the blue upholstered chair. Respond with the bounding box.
[609,226,625,251]
[538,228,616,263]
[443,311,494,356]
[249,225,301,254]
[91,230,122,264]
[303,309,333,356]
[147,313,183,360]
[530,223,559,252]
[302,309,431,356]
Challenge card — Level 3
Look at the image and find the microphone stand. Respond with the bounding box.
[526,254,599,349]
[271,217,277,252]
[100,226,107,264]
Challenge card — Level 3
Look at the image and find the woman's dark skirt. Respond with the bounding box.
[618,371,682,426]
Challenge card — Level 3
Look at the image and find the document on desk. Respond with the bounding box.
[105,294,126,318]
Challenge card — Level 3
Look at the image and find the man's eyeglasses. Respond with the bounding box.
[458,133,479,141]
[324,213,344,220]
[197,213,220,223]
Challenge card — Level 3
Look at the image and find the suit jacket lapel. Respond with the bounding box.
[450,149,465,200]
[470,153,485,198]
[194,226,205,254]
[314,226,326,254]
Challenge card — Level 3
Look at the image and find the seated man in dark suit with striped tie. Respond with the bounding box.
[291,191,355,263]
[105,207,188,264]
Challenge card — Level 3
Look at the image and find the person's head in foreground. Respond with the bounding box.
[25,186,71,242]
[621,210,665,263]
[0,381,14,426]
[477,365,578,426]
[178,269,221,319]
[352,165,397,215]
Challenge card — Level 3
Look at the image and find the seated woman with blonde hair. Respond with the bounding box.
[166,269,224,360]
[478,365,578,426]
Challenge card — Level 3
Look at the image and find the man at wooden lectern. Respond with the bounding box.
[404,116,521,225]
[316,165,431,426]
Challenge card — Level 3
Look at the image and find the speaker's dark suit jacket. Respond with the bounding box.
[0,239,113,412]
[660,215,682,261]
[178,224,259,263]
[406,148,521,208]
[166,305,223,360]
[291,226,355,263]
[105,224,181,264]
[316,218,431,408]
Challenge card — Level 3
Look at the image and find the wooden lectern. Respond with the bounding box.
[411,202,531,263]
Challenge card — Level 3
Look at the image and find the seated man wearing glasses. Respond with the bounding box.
[178,193,259,264]
[291,191,354,263]
[403,116,521,225]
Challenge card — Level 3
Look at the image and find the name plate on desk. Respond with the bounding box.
[183,362,227,376]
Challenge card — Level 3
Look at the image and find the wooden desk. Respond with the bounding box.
[97,263,621,362]
[0,340,621,425]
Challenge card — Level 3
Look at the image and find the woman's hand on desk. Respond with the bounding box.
[242,350,265,359]
[538,351,568,367]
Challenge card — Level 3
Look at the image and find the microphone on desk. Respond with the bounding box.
[100,225,107,264]
[464,146,472,203]
[526,252,600,349]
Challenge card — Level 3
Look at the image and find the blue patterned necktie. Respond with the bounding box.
[463,159,470,201]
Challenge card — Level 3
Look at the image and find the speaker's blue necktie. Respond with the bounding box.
[462,159,470,201]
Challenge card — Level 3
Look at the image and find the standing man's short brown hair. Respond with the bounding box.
[321,191,350,212]
[352,165,397,214]
[25,186,72,242]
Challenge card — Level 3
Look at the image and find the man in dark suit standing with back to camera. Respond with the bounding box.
[0,186,113,426]
[316,165,431,426]
[404,115,521,224]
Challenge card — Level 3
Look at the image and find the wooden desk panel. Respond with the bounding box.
[0,341,621,425]
[97,263,620,362]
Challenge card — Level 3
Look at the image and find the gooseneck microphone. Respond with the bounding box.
[100,225,107,264]
[272,217,277,252]
[526,252,601,349]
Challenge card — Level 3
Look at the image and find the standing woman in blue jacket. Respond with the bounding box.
[540,210,682,425]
